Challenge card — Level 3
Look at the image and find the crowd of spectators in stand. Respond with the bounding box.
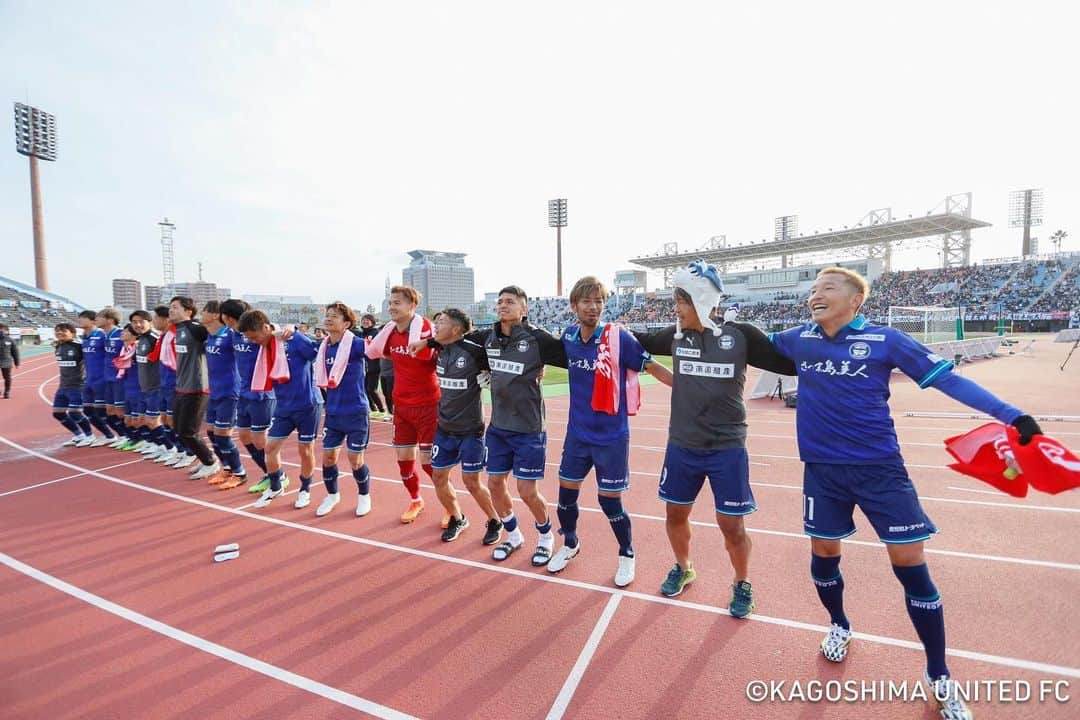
[0,286,81,331]
[607,257,1080,329]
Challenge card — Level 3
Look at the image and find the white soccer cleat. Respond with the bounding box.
[62,435,83,447]
[190,462,222,480]
[108,437,127,448]
[172,454,197,469]
[546,544,581,573]
[356,493,372,517]
[154,449,177,464]
[615,555,636,587]
[925,673,973,720]
[75,435,96,448]
[315,493,340,517]
[253,487,283,509]
[90,436,112,448]
[294,490,311,509]
[139,443,160,455]
[820,623,852,662]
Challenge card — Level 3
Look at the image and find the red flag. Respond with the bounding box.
[944,422,1028,498]
[1010,431,1080,495]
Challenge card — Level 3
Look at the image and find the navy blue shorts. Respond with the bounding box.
[559,434,630,492]
[803,462,938,544]
[160,387,175,416]
[237,396,275,432]
[207,396,238,430]
[103,380,125,408]
[269,405,321,444]
[125,389,146,418]
[53,388,84,411]
[486,425,546,481]
[322,412,369,453]
[431,430,486,473]
[659,444,755,515]
[143,389,162,416]
[83,383,104,406]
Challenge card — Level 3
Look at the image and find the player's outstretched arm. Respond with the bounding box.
[644,361,673,387]
[631,325,676,356]
[734,322,797,375]
[930,372,1043,445]
[529,327,568,368]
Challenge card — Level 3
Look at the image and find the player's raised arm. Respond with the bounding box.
[731,322,797,375]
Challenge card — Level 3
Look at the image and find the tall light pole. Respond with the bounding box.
[14,102,58,291]
[548,198,567,296]
[1009,188,1044,256]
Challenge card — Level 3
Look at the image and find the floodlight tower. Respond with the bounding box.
[13,102,58,291]
[774,215,798,268]
[159,218,176,288]
[548,198,567,296]
[1009,189,1044,256]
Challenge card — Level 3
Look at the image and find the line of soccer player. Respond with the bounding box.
[49,264,1041,719]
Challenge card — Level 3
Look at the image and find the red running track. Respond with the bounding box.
[0,345,1077,718]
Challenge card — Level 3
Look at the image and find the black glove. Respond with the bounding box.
[1011,414,1042,446]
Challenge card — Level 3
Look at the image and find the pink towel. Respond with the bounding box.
[316,333,354,389]
[591,323,641,416]
[149,326,178,371]
[365,314,430,359]
[114,341,137,379]
[252,337,290,392]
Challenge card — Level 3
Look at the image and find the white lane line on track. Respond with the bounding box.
[0,459,144,498]
[545,593,623,720]
[0,552,417,719]
[2,433,1078,680]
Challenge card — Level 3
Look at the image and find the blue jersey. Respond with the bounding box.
[770,315,954,464]
[323,334,368,417]
[83,329,107,383]
[102,327,124,381]
[275,333,320,413]
[123,344,142,393]
[232,331,273,401]
[205,327,241,400]
[562,324,650,443]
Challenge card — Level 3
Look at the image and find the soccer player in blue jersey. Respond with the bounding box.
[52,322,95,446]
[547,276,672,587]
[98,307,130,448]
[238,310,323,509]
[313,302,371,517]
[150,306,187,467]
[219,300,276,493]
[770,267,1041,720]
[201,301,246,487]
[117,323,146,451]
[77,310,114,445]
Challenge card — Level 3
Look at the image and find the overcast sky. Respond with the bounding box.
[2,1,1076,310]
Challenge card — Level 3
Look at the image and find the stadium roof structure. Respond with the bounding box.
[0,274,85,311]
[629,194,990,277]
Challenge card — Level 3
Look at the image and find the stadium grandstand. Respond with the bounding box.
[607,193,1080,338]
[0,274,85,344]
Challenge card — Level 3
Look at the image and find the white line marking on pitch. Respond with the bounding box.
[0,552,417,719]
[2,434,1078,679]
[0,459,144,499]
[546,594,623,720]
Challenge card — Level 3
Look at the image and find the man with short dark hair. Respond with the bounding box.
[97,308,130,447]
[0,323,20,399]
[359,313,389,419]
[169,296,218,478]
[427,308,502,543]
[77,310,115,445]
[51,322,94,445]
